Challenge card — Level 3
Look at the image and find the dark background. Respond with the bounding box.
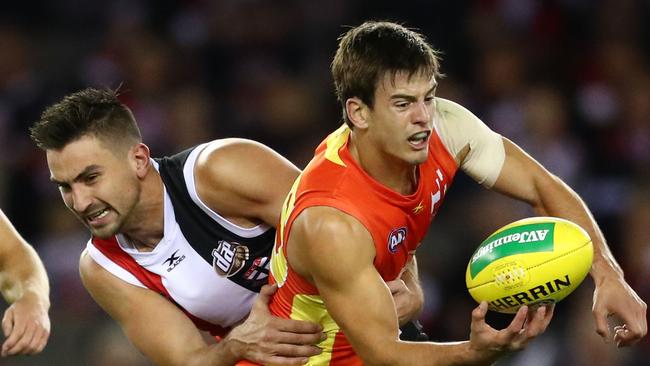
[0,1,648,365]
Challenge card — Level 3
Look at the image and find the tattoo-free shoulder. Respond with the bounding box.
[193,138,299,223]
[195,138,285,190]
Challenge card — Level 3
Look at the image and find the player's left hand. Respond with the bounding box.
[592,274,647,347]
[1,293,50,357]
[386,279,423,326]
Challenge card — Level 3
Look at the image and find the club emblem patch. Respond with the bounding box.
[212,240,250,277]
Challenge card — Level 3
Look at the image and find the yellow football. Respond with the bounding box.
[465,217,593,313]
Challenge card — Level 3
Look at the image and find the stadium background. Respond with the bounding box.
[0,1,648,365]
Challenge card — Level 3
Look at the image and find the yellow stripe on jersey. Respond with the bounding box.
[273,125,349,287]
[271,175,302,287]
[324,125,350,167]
[291,294,340,366]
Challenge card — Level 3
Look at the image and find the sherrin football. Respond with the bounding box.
[465,217,593,314]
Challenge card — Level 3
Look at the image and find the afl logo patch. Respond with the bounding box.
[388,227,407,253]
[212,240,250,277]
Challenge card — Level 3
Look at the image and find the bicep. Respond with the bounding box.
[79,252,208,366]
[288,208,400,362]
[195,139,300,226]
[491,138,555,206]
[316,261,401,354]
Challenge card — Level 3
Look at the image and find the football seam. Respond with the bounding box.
[467,240,592,290]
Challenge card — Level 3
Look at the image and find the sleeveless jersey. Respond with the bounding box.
[268,125,459,365]
[87,143,276,336]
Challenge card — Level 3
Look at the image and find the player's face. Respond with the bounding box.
[366,71,437,165]
[46,135,142,239]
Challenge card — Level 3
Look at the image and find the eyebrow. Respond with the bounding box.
[50,165,102,186]
[389,83,438,102]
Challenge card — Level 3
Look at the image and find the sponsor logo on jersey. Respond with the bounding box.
[212,241,250,277]
[163,250,186,272]
[388,227,407,253]
[412,200,425,214]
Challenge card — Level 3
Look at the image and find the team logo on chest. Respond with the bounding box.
[388,227,408,253]
[212,240,250,277]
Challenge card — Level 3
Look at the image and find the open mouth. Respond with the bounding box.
[85,208,110,225]
[407,131,431,148]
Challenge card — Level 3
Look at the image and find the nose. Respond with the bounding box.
[68,186,93,214]
[412,101,431,124]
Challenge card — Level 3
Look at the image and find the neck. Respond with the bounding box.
[121,167,165,251]
[348,133,418,195]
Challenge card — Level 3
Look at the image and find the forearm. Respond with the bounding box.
[129,329,241,366]
[363,339,497,366]
[399,258,424,320]
[181,341,239,366]
[495,140,624,282]
[533,174,623,281]
[0,240,50,307]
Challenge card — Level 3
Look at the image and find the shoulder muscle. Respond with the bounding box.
[194,138,300,225]
[287,206,376,283]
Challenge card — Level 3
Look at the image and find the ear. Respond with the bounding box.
[131,143,151,179]
[345,97,369,129]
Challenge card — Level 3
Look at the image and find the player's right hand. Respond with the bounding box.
[467,302,554,363]
[225,284,324,365]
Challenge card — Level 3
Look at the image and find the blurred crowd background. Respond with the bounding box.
[0,0,648,365]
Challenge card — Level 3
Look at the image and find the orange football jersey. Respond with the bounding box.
[267,125,458,365]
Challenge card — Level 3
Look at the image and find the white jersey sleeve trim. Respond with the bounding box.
[86,241,146,288]
[183,143,271,238]
[434,98,505,187]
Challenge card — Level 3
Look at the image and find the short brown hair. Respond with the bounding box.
[30,88,141,151]
[331,21,443,127]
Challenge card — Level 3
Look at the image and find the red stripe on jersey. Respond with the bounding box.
[91,236,228,336]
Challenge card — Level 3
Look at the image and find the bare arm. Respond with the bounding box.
[194,139,301,226]
[288,207,553,366]
[79,251,322,366]
[387,256,424,326]
[0,211,50,357]
[491,138,647,346]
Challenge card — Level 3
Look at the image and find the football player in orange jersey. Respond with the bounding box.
[267,21,646,365]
